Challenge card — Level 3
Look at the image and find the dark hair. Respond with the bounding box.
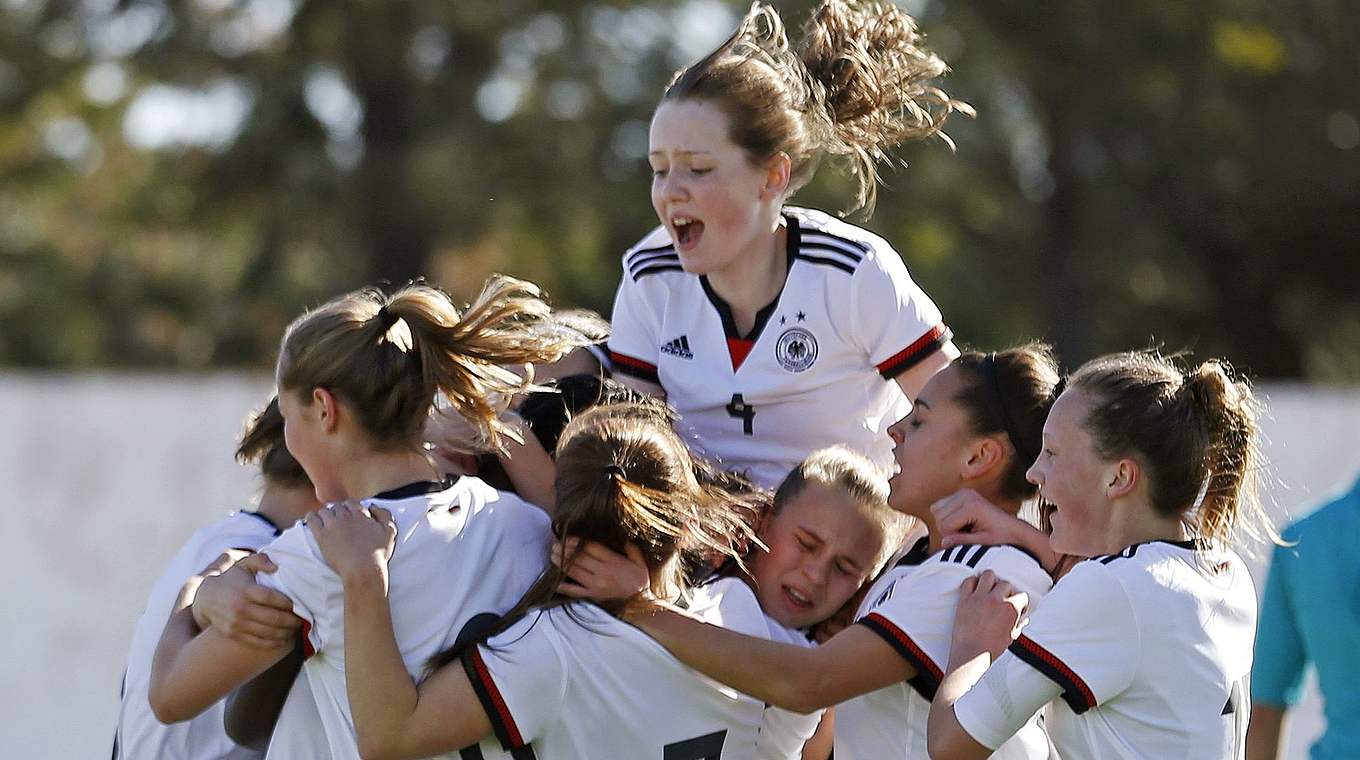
[276,275,604,453]
[235,397,310,488]
[475,375,672,491]
[1069,351,1268,546]
[425,403,752,673]
[664,0,972,215]
[953,344,1063,501]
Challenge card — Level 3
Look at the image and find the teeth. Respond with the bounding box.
[787,588,810,605]
[673,217,693,227]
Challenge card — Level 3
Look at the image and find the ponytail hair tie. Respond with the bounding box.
[603,463,626,482]
[376,304,398,329]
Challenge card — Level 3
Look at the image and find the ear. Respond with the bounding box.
[760,152,792,201]
[961,436,1006,480]
[313,387,342,434]
[1105,458,1140,500]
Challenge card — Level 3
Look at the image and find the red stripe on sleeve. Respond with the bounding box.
[875,323,949,377]
[299,619,315,659]
[862,613,944,684]
[468,648,526,748]
[608,351,659,382]
[1013,634,1097,711]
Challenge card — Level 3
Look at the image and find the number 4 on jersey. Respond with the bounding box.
[726,394,755,435]
[664,730,726,759]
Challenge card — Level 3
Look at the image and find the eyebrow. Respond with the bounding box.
[647,150,713,157]
[914,399,932,411]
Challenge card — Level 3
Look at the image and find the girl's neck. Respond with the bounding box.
[1104,498,1190,554]
[337,448,443,502]
[704,217,787,332]
[917,490,1024,556]
[255,482,319,527]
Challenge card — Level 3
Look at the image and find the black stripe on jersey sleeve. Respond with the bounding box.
[624,243,675,265]
[1008,634,1099,714]
[876,324,952,379]
[461,649,529,750]
[859,613,943,700]
[632,262,683,281]
[799,230,870,256]
[799,241,864,266]
[627,248,679,274]
[608,350,659,384]
[793,253,856,275]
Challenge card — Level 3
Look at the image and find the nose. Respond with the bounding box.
[887,416,906,444]
[659,170,688,203]
[1026,459,1043,487]
[801,557,832,587]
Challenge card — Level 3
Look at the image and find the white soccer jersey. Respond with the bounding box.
[609,207,951,487]
[954,540,1257,759]
[688,576,821,760]
[115,509,282,760]
[463,603,763,760]
[836,543,1053,760]
[255,477,551,760]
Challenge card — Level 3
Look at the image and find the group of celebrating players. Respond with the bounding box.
[113,2,1269,758]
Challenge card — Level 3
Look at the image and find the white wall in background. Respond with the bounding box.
[0,375,1354,758]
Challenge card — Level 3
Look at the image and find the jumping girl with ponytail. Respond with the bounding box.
[928,352,1268,759]
[308,403,767,759]
[561,345,1064,759]
[148,276,595,759]
[609,0,968,487]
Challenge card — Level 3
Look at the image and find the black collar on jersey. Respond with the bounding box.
[698,213,801,343]
[896,536,932,567]
[372,476,457,501]
[243,510,283,536]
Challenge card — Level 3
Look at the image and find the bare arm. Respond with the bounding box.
[1245,704,1288,760]
[149,577,293,723]
[893,341,959,401]
[311,504,493,760]
[625,605,914,714]
[223,638,305,751]
[490,411,557,513]
[801,708,835,760]
[927,572,1026,760]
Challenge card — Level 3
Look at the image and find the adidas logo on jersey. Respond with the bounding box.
[660,335,694,359]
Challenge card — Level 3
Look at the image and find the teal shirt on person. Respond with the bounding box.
[1252,475,1360,760]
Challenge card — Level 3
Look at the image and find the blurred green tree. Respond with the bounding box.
[0,0,1356,379]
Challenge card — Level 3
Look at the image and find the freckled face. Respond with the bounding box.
[649,99,776,277]
[748,483,887,629]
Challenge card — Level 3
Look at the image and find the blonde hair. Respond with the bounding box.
[1069,351,1273,548]
[276,275,605,452]
[664,0,972,215]
[773,446,908,571]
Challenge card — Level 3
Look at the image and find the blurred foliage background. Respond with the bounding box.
[1,0,1356,379]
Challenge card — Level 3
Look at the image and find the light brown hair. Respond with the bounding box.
[235,396,310,488]
[772,446,907,570]
[664,0,972,215]
[1069,351,1270,547]
[952,343,1063,501]
[276,275,605,452]
[426,403,754,672]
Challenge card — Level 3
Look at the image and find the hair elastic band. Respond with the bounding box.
[603,463,626,481]
[376,304,399,329]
